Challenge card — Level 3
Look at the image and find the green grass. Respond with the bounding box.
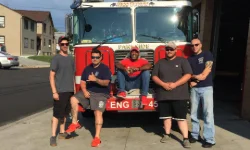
[28,56,53,63]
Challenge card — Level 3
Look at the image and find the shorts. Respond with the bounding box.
[73,91,109,112]
[157,100,188,120]
[53,92,74,119]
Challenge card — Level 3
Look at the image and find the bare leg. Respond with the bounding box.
[177,120,189,138]
[51,117,59,136]
[94,110,103,138]
[163,118,172,134]
[59,117,66,133]
[70,97,79,124]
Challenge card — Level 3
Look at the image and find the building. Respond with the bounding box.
[15,10,55,56]
[190,0,250,119]
[0,3,37,56]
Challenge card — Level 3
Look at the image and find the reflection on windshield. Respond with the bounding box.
[78,8,132,44]
[135,7,192,43]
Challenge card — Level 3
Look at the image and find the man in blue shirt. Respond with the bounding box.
[66,49,111,147]
[187,38,215,148]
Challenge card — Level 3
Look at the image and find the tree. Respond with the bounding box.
[54,28,59,32]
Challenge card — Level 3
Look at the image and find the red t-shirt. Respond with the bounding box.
[120,58,148,77]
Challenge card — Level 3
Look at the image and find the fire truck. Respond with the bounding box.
[66,0,199,113]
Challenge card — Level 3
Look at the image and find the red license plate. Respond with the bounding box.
[106,98,158,111]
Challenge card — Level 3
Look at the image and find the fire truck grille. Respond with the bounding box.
[114,49,154,64]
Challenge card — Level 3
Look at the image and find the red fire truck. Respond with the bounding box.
[66,0,199,113]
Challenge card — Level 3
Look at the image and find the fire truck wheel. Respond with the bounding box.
[81,109,94,118]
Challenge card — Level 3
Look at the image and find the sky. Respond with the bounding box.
[0,0,117,32]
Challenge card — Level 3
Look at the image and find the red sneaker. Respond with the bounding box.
[117,92,126,98]
[66,122,81,133]
[91,137,101,147]
[141,95,148,105]
[78,105,85,112]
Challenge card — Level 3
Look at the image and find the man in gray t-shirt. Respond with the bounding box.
[152,41,192,148]
[49,36,75,146]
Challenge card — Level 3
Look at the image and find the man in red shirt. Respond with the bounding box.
[115,46,152,105]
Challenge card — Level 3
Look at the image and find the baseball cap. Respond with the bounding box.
[58,36,69,44]
[166,41,177,49]
[130,46,139,52]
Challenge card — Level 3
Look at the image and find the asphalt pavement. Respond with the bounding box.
[0,67,52,126]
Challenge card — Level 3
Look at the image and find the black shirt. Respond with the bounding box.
[81,63,111,94]
[187,51,213,87]
[152,57,193,101]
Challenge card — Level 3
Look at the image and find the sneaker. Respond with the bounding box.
[183,138,191,148]
[50,136,57,147]
[78,105,85,112]
[58,132,73,139]
[117,92,126,98]
[189,136,198,143]
[91,137,101,147]
[66,122,81,133]
[141,95,148,105]
[160,134,171,143]
[202,142,215,148]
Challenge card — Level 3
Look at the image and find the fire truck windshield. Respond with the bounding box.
[76,8,132,44]
[135,7,192,43]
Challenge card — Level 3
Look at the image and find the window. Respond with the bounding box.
[0,16,5,28]
[24,38,28,48]
[74,8,132,44]
[43,38,46,46]
[49,39,51,47]
[43,23,46,33]
[31,22,35,32]
[135,7,193,43]
[0,36,5,44]
[24,19,28,29]
[31,39,34,49]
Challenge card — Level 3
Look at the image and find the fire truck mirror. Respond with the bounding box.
[85,24,92,32]
[192,9,200,38]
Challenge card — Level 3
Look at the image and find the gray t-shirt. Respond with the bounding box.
[50,54,75,93]
[152,57,193,101]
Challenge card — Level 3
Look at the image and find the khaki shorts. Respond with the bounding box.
[73,91,109,112]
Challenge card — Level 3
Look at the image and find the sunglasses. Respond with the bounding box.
[191,44,200,47]
[91,56,101,59]
[60,43,69,46]
[165,48,175,51]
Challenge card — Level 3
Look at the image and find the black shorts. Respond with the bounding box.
[53,92,74,119]
[157,100,188,120]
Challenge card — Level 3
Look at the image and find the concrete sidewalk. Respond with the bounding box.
[18,56,50,68]
[0,101,250,150]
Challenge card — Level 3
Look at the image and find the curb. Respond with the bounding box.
[0,107,52,131]
[19,64,50,68]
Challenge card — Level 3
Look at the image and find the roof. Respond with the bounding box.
[14,10,54,27]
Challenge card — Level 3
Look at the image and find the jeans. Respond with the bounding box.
[190,86,215,144]
[117,70,150,96]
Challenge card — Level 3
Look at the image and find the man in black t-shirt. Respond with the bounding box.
[66,49,111,147]
[152,41,192,148]
[187,38,216,148]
